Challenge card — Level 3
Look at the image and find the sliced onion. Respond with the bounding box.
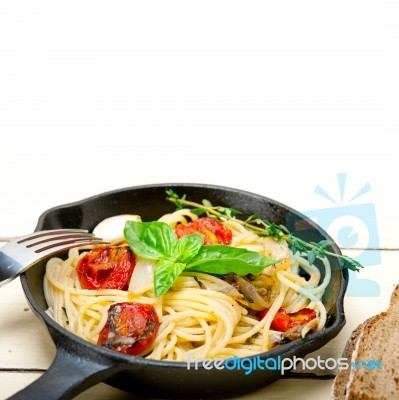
[224,275,270,311]
[128,257,156,294]
[194,276,244,301]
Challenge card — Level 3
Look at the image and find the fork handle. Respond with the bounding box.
[0,252,23,288]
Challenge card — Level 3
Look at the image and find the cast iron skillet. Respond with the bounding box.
[14,183,348,400]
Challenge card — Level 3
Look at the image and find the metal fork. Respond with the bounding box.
[0,229,108,288]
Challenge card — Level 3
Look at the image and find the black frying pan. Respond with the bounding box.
[13,183,348,400]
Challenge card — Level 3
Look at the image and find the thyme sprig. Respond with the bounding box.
[166,189,362,272]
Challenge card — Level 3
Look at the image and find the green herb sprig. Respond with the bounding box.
[166,189,362,272]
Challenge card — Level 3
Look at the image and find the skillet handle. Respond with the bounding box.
[7,346,120,400]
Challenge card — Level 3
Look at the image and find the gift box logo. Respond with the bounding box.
[287,173,380,297]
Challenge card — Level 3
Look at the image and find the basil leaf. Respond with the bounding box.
[124,221,177,260]
[172,234,204,263]
[124,220,278,297]
[186,245,277,276]
[187,259,266,275]
[154,260,186,297]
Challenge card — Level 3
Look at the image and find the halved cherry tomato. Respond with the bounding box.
[98,302,159,355]
[175,217,233,245]
[258,307,316,332]
[76,246,135,290]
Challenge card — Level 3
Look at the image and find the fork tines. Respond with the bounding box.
[17,229,107,253]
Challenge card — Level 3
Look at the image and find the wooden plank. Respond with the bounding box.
[0,278,54,369]
[0,371,334,400]
[0,372,135,400]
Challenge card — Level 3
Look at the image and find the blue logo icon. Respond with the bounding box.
[288,173,380,297]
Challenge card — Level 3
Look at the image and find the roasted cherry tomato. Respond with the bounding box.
[175,217,233,245]
[98,302,159,355]
[76,246,135,290]
[258,307,316,332]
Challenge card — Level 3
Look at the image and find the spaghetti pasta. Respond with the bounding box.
[44,207,331,361]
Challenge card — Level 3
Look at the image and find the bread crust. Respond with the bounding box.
[333,284,399,400]
[332,318,375,400]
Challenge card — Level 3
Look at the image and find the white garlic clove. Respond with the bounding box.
[93,214,142,244]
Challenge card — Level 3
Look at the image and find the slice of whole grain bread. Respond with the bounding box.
[333,284,399,400]
[332,317,375,400]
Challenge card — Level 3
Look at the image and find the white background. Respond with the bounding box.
[1,1,398,242]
